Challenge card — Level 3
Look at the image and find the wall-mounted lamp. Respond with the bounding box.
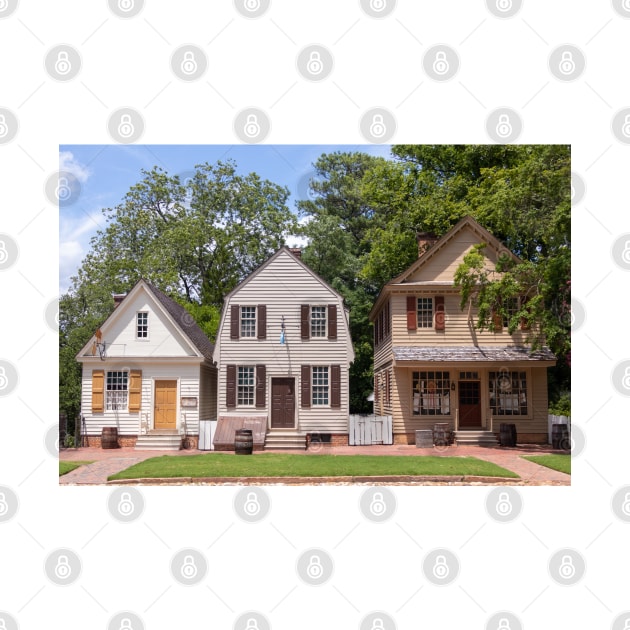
[451,381,456,391]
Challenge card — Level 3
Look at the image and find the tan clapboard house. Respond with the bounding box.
[369,216,556,445]
[76,279,217,450]
[212,247,355,450]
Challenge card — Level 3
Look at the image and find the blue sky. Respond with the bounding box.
[59,144,393,294]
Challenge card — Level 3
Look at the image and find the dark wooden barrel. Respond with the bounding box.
[552,424,570,450]
[101,427,119,449]
[415,430,433,448]
[499,423,517,447]
[433,423,451,446]
[234,429,253,455]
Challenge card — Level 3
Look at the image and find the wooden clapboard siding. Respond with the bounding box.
[199,363,218,421]
[215,249,353,435]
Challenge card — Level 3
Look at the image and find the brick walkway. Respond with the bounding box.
[59,443,570,485]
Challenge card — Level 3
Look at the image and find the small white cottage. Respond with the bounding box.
[75,279,217,449]
[212,247,355,450]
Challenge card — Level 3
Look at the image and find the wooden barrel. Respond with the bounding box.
[234,429,253,455]
[552,424,570,450]
[433,423,451,446]
[415,429,433,448]
[499,423,517,447]
[101,427,119,449]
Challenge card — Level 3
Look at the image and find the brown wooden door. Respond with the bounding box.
[154,380,177,429]
[458,381,481,428]
[271,378,295,428]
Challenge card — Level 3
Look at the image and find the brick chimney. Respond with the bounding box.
[416,231,438,258]
[288,247,302,260]
[112,293,126,308]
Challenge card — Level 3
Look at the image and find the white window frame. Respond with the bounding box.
[106,371,128,411]
[312,366,330,406]
[489,369,529,416]
[240,306,256,338]
[310,306,327,338]
[237,366,255,406]
[412,370,451,416]
[136,311,148,339]
[417,297,434,329]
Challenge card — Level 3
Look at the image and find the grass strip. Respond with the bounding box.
[522,454,571,475]
[108,453,518,481]
[59,461,93,476]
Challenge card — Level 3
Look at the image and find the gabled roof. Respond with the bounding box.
[76,279,215,361]
[370,215,520,320]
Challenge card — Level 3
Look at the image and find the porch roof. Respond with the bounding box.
[392,345,556,364]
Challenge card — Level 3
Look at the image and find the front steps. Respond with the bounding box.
[263,431,307,451]
[135,430,182,451]
[453,430,499,447]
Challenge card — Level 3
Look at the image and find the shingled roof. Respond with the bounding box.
[393,346,556,363]
[144,282,215,361]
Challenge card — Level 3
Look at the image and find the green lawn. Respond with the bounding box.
[522,454,571,475]
[108,453,518,481]
[59,461,93,476]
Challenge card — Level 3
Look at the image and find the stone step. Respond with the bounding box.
[264,432,306,451]
[135,434,182,451]
[453,430,498,446]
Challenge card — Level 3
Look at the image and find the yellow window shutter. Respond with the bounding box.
[92,369,104,413]
[129,369,142,412]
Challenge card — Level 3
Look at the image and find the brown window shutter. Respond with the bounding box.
[492,309,503,332]
[92,369,104,413]
[257,305,266,339]
[331,365,341,408]
[301,304,310,339]
[128,369,142,412]
[226,365,236,408]
[255,364,266,407]
[301,365,311,408]
[327,304,337,339]
[230,304,239,339]
[434,296,445,331]
[406,296,417,330]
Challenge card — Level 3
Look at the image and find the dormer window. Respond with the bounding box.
[136,312,148,338]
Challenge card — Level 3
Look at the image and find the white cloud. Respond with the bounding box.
[59,151,91,183]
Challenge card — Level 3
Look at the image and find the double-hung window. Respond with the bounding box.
[312,366,329,406]
[417,298,433,328]
[136,312,148,338]
[240,307,256,338]
[106,371,128,411]
[237,366,255,406]
[310,306,327,337]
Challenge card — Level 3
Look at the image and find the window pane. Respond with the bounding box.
[240,307,256,337]
[106,371,128,410]
[311,306,327,337]
[237,366,255,405]
[417,298,433,328]
[312,366,329,405]
[137,312,148,338]
[489,371,528,416]
[412,371,450,415]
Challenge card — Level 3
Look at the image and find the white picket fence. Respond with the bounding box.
[349,414,393,446]
[548,414,571,444]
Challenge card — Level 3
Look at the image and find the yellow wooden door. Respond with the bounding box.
[154,380,177,429]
